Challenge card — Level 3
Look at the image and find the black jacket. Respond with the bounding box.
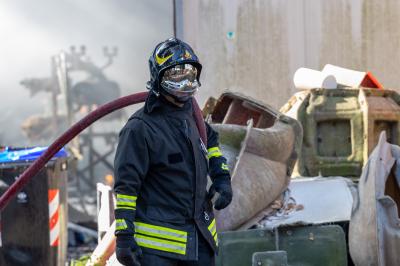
[114,93,229,260]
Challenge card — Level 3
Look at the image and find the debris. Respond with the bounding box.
[349,131,400,266]
[281,87,400,177]
[293,67,337,90]
[257,177,354,229]
[208,92,302,231]
[322,64,383,89]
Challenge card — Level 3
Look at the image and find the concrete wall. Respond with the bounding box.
[175,0,400,108]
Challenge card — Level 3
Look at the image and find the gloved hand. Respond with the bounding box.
[116,235,142,266]
[208,177,232,210]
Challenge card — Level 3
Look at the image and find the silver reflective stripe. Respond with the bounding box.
[116,194,136,208]
[135,234,186,255]
[116,194,137,200]
[117,198,135,203]
[135,222,187,243]
[116,219,127,230]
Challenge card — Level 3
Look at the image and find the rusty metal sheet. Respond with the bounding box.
[282,88,400,178]
[349,131,400,266]
[209,92,302,231]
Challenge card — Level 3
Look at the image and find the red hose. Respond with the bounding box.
[192,97,207,147]
[0,91,206,210]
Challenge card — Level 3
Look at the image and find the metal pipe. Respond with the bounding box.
[0,91,206,211]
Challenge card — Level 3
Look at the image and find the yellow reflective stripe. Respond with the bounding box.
[116,219,128,230]
[115,206,136,211]
[135,234,186,255]
[208,147,223,159]
[221,163,229,171]
[135,222,187,243]
[117,202,136,208]
[116,194,137,208]
[208,219,215,231]
[208,147,220,153]
[117,194,137,200]
[208,219,217,236]
[207,219,218,246]
[135,228,186,243]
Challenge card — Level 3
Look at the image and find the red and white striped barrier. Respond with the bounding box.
[48,189,60,247]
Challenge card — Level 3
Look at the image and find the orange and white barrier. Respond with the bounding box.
[48,189,60,247]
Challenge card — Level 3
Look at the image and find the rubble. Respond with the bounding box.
[349,132,400,265]
[207,92,302,231]
[281,87,400,178]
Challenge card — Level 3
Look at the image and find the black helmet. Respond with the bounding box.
[147,38,202,102]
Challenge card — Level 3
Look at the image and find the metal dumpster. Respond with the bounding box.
[0,147,68,266]
[215,224,347,266]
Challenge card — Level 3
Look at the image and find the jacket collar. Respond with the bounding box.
[144,90,192,115]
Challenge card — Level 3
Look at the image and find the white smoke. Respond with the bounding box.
[0,0,173,146]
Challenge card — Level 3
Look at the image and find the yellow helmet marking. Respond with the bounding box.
[156,53,173,65]
[184,50,192,59]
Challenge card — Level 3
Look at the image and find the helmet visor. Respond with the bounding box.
[161,64,200,101]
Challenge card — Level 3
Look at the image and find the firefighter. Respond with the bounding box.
[113,38,233,266]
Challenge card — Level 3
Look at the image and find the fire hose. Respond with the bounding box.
[0,91,206,211]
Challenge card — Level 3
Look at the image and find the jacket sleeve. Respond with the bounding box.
[205,122,231,182]
[113,118,150,236]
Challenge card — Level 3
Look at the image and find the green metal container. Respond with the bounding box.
[281,88,400,177]
[215,225,347,266]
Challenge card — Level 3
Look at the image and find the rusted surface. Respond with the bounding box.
[209,92,302,231]
[349,132,400,266]
[282,87,400,177]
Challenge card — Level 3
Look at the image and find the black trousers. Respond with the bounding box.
[139,233,215,266]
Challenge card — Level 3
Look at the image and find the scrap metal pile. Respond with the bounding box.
[90,67,400,265]
[199,65,399,266]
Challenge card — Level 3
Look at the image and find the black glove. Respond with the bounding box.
[116,235,142,266]
[208,177,233,210]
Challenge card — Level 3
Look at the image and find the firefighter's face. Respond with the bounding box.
[160,64,200,102]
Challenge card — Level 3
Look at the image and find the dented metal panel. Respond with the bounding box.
[349,132,400,266]
[282,88,400,178]
[258,177,354,229]
[209,92,302,231]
